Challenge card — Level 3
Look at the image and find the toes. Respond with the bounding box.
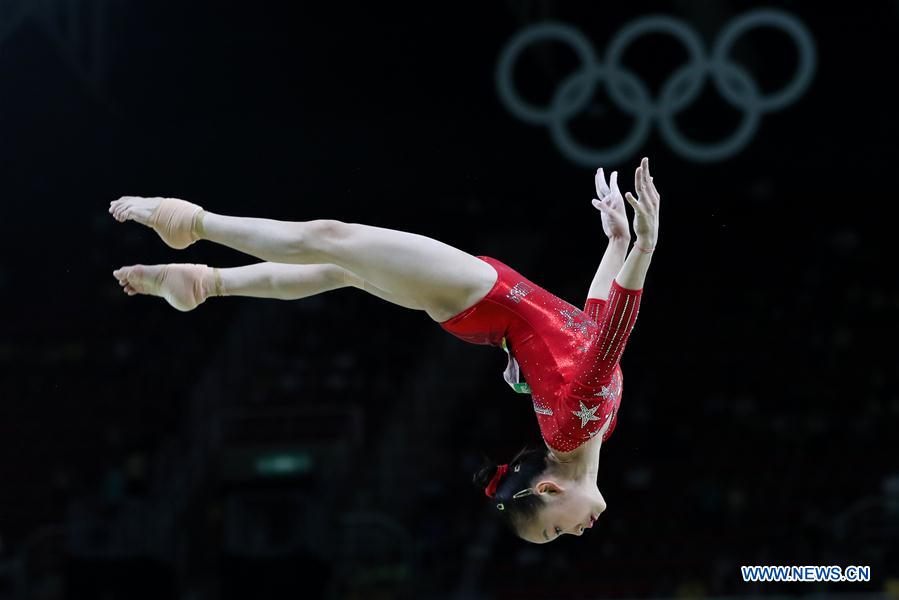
[116,270,139,294]
[113,267,132,286]
[113,266,141,295]
[113,264,158,297]
[110,198,131,221]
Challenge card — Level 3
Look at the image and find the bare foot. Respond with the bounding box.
[113,264,216,312]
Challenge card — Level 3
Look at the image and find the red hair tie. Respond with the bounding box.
[485,464,509,498]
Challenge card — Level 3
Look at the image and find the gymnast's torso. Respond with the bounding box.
[438,255,643,453]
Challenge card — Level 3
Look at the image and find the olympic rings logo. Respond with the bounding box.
[496,9,816,164]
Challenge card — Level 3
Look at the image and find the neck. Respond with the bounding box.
[545,435,602,481]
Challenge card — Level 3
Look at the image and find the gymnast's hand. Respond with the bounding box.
[623,157,660,247]
[591,168,630,241]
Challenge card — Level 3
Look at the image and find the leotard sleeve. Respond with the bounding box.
[566,279,643,399]
[583,297,607,323]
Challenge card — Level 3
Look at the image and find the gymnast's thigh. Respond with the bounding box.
[320,221,498,320]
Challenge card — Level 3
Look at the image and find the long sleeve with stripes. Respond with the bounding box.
[566,279,643,402]
[583,296,607,323]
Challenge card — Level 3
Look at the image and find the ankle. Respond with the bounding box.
[197,265,225,299]
[209,266,225,297]
[192,209,207,240]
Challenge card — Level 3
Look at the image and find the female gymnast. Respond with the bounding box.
[110,157,661,544]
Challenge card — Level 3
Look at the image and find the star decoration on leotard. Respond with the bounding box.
[558,308,598,336]
[576,332,597,354]
[577,332,596,354]
[571,400,602,428]
[592,383,616,400]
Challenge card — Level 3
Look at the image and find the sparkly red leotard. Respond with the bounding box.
[439,256,643,452]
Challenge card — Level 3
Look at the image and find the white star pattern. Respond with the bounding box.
[577,330,597,354]
[558,308,598,336]
[571,400,601,428]
[593,383,616,400]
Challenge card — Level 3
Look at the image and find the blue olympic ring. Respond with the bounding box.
[495,9,817,164]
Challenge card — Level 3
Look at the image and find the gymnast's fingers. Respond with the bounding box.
[609,171,621,206]
[595,168,611,198]
[624,191,643,213]
[634,165,646,200]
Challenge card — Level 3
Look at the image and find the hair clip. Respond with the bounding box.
[513,464,521,472]
[496,503,505,511]
[512,488,534,499]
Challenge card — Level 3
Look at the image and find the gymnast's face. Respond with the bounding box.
[520,479,607,544]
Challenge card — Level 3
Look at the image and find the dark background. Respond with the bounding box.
[1,0,897,598]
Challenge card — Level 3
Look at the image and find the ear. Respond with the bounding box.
[535,480,564,495]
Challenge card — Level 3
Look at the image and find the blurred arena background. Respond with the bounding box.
[0,0,897,598]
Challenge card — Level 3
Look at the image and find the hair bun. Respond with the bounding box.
[472,458,499,491]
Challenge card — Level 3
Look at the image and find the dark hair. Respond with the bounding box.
[472,443,551,536]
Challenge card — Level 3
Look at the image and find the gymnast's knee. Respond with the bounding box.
[291,219,348,260]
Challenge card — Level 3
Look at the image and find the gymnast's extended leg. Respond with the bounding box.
[109,196,497,320]
[112,261,431,313]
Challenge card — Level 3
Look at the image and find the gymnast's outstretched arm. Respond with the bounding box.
[586,167,630,301]
[587,237,629,301]
[614,157,660,291]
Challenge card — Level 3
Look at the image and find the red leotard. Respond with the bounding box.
[439,255,643,452]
